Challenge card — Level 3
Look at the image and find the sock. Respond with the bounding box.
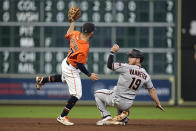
[42,75,62,83]
[61,96,78,117]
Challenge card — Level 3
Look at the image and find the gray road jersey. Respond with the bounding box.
[113,62,153,100]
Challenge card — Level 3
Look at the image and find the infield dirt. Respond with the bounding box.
[0,118,196,131]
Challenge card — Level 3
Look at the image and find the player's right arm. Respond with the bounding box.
[107,44,126,72]
[107,44,119,70]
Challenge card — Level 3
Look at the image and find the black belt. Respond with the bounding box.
[66,60,70,65]
[119,95,133,100]
[66,60,78,69]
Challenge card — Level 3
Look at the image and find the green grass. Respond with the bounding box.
[0,106,196,120]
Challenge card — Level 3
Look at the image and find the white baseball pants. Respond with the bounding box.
[61,58,82,99]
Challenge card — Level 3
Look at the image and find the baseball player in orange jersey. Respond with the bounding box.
[36,21,99,125]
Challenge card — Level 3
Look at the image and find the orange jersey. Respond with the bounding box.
[65,31,89,67]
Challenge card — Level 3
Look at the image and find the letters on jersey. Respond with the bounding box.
[130,69,147,80]
[65,31,89,67]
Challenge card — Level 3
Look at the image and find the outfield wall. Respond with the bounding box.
[0,75,174,106]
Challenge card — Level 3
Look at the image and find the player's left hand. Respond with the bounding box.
[68,6,81,23]
[156,104,165,112]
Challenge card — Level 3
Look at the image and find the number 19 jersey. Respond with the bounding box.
[112,62,154,100]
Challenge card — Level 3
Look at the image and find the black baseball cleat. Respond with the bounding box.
[121,117,129,124]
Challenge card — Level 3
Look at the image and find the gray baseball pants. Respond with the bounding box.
[94,89,133,118]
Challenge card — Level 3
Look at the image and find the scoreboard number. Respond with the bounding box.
[0,0,176,75]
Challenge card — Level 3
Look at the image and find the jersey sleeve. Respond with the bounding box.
[65,31,74,41]
[112,63,127,73]
[143,78,154,89]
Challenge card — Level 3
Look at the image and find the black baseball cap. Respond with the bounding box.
[82,23,95,33]
[129,49,144,62]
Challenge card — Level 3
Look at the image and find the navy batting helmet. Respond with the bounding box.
[129,49,144,63]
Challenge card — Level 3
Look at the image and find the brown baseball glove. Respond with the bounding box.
[112,111,129,121]
[68,6,81,22]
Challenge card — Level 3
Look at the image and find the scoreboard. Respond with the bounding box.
[0,0,177,75]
